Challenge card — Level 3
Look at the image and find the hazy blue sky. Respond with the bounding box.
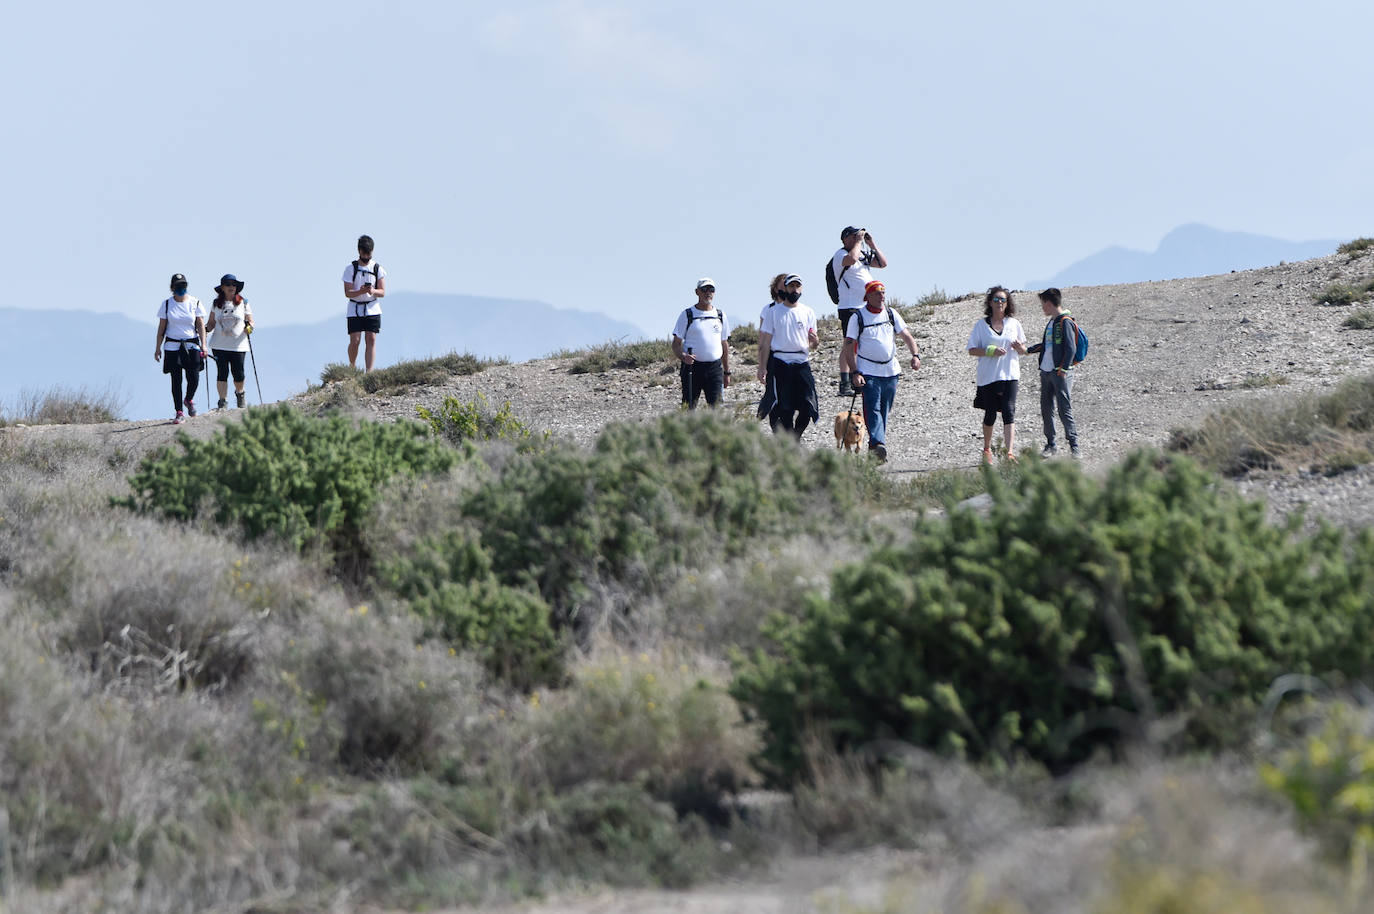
[7,0,1370,337]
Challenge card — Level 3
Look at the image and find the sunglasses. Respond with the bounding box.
[991,296,1007,303]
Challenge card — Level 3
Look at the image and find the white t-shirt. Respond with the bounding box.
[342,259,386,317]
[671,306,729,363]
[831,249,878,311]
[845,306,909,378]
[158,296,206,350]
[760,302,817,364]
[966,316,1026,386]
[209,298,254,353]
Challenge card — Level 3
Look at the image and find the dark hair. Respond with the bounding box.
[983,286,1016,318]
[1038,287,1062,309]
[357,234,375,253]
[769,273,787,302]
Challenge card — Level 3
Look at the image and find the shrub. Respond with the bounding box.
[728,322,760,350]
[1343,309,1374,331]
[1315,283,1362,305]
[530,655,758,822]
[916,287,950,308]
[732,451,1374,782]
[320,351,504,393]
[1,385,124,426]
[381,529,566,690]
[1167,373,1374,475]
[1337,237,1374,256]
[416,392,543,449]
[560,338,672,374]
[115,405,458,576]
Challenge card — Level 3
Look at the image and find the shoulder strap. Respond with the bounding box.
[351,259,360,283]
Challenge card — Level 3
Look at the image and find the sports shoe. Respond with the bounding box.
[870,443,888,463]
[217,398,228,410]
[1041,444,1057,458]
[839,380,855,397]
[185,400,197,418]
[236,392,246,409]
[171,411,184,425]
[1070,445,1082,460]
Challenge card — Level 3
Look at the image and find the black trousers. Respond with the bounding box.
[680,359,724,408]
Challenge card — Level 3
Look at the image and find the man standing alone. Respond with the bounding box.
[671,278,731,408]
[343,234,386,372]
[830,226,888,396]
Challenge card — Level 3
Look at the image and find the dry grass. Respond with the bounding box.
[320,351,506,393]
[1,385,124,426]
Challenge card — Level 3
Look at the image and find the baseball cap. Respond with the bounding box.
[169,273,188,289]
[696,277,716,291]
[783,273,803,286]
[864,280,885,295]
[840,226,862,241]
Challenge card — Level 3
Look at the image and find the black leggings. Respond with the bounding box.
[769,411,811,438]
[169,364,200,412]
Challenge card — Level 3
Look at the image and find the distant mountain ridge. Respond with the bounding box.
[0,292,645,422]
[1027,224,1341,289]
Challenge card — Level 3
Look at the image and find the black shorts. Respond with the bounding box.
[347,315,382,335]
[214,350,246,383]
[162,344,203,375]
[837,308,859,339]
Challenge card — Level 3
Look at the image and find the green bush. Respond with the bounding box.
[728,322,760,349]
[321,351,504,393]
[732,451,1374,781]
[381,529,566,689]
[115,405,458,575]
[1337,237,1374,256]
[457,411,859,619]
[416,392,543,449]
[1315,283,1362,306]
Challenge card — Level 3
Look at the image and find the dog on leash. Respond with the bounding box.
[834,409,866,453]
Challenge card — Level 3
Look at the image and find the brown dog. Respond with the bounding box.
[834,409,866,453]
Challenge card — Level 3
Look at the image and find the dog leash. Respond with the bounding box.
[845,389,861,442]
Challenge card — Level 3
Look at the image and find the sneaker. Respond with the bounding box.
[870,443,888,463]
[1041,444,1057,458]
[185,400,197,418]
[217,398,228,410]
[236,392,247,409]
[1070,445,1082,460]
[171,411,184,425]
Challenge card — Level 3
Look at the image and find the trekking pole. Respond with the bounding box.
[685,346,694,409]
[203,350,212,415]
[247,333,263,405]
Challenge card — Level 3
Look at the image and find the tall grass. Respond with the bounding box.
[553,338,673,374]
[320,351,506,393]
[1,385,124,426]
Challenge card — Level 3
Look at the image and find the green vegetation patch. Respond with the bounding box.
[1,385,123,426]
[1314,283,1364,306]
[116,405,457,574]
[320,351,505,393]
[558,338,673,374]
[732,451,1374,782]
[1343,309,1374,331]
[1337,237,1374,256]
[1168,372,1374,475]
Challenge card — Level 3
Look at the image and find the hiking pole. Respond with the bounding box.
[247,332,263,405]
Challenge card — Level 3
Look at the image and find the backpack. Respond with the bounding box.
[351,260,382,288]
[825,257,844,304]
[1059,316,1089,364]
[851,308,897,364]
[683,307,724,333]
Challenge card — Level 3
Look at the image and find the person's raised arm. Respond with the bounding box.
[864,231,888,268]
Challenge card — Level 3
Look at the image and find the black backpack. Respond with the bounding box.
[824,257,847,305]
[851,308,897,364]
[683,307,724,333]
[351,260,382,287]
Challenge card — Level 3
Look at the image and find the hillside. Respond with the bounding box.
[3,245,1374,914]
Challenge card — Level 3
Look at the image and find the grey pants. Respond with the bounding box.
[1040,370,1078,447]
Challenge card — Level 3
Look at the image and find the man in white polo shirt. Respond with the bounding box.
[830,225,888,396]
[342,234,386,372]
[756,273,820,439]
[671,278,732,408]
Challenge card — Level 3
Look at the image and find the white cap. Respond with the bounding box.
[783,273,803,286]
[696,277,716,291]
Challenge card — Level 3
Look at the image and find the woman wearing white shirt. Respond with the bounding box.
[205,274,255,410]
[153,273,208,424]
[966,286,1027,464]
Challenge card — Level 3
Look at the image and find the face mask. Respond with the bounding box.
[783,291,800,304]
[173,287,188,296]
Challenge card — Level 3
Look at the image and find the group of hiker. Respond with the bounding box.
[155,235,383,424]
[669,225,1083,463]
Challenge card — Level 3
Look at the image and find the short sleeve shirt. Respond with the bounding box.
[966,317,1026,386]
[831,249,879,311]
[209,298,254,353]
[761,302,817,364]
[846,306,909,378]
[342,260,386,317]
[671,306,729,363]
[158,296,206,350]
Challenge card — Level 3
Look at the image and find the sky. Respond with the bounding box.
[6,0,1371,338]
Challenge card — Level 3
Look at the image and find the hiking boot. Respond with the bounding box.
[870,443,888,463]
[217,398,228,411]
[185,400,197,418]
[172,411,184,425]
[236,392,246,409]
[1070,445,1082,460]
[839,379,855,397]
[1041,444,1057,458]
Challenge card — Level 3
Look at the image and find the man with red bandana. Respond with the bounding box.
[842,280,921,462]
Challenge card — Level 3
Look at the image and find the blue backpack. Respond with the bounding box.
[1060,316,1089,364]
